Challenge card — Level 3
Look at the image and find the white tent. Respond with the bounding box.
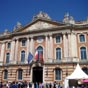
[64,64,88,88]
[67,64,88,79]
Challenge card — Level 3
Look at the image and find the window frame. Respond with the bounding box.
[80,46,87,60]
[55,35,62,44]
[6,53,10,64]
[54,68,62,81]
[21,50,25,63]
[18,69,23,80]
[79,34,86,43]
[21,39,26,46]
[55,48,61,60]
[36,46,43,61]
[7,42,11,49]
[3,70,8,80]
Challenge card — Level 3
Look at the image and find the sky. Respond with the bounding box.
[0,0,88,33]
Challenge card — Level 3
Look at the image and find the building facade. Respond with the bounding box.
[0,12,88,85]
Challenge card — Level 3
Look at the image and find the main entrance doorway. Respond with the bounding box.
[32,67,43,83]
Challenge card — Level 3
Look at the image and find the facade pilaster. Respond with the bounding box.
[49,34,53,58]
[45,35,48,60]
[15,38,19,62]
[10,39,15,62]
[63,33,68,58]
[68,34,71,57]
[70,33,77,57]
[26,37,30,62]
[30,36,34,55]
[0,42,5,62]
[47,35,50,59]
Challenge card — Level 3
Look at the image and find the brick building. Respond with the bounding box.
[0,12,88,85]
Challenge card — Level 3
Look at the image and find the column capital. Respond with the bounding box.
[13,37,19,41]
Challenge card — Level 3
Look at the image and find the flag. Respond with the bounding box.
[27,52,33,64]
[34,50,38,61]
[39,52,43,62]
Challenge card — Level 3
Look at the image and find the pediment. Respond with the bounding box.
[26,21,58,32]
[17,19,63,32]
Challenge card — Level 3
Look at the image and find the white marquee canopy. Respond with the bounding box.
[64,64,88,88]
[67,64,88,79]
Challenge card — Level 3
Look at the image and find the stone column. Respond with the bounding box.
[47,35,50,59]
[70,33,77,57]
[0,42,5,62]
[45,35,48,60]
[49,34,53,58]
[30,37,34,54]
[15,38,19,62]
[26,37,30,63]
[63,33,68,58]
[68,33,71,57]
[10,39,15,62]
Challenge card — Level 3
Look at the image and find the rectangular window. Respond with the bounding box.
[7,42,11,49]
[79,35,85,42]
[56,35,61,43]
[6,53,10,64]
[55,69,61,80]
[18,70,22,80]
[4,71,8,79]
[21,51,25,62]
[22,39,26,46]
[56,48,61,60]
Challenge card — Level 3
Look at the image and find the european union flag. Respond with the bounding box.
[27,52,33,64]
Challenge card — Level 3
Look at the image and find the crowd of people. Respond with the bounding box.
[0,81,62,88]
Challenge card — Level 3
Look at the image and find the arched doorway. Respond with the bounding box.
[32,66,43,83]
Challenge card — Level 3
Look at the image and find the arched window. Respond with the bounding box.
[79,34,85,42]
[37,46,43,61]
[56,48,61,60]
[21,51,25,62]
[80,47,87,60]
[18,69,23,80]
[6,53,10,64]
[4,70,8,79]
[82,67,88,75]
[55,68,61,80]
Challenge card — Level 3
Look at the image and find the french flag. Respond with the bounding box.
[34,50,38,61]
[40,52,43,62]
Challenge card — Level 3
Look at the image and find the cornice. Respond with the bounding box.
[0,24,88,40]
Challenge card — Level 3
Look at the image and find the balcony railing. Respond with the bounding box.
[44,57,88,63]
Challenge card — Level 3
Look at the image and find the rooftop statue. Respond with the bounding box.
[32,11,51,21]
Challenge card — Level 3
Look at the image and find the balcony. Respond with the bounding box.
[2,60,28,66]
[44,57,88,64]
[0,58,88,66]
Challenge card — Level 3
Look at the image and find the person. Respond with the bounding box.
[49,83,52,88]
[81,85,85,88]
[58,83,61,88]
[10,81,17,88]
[29,82,32,88]
[0,82,3,88]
